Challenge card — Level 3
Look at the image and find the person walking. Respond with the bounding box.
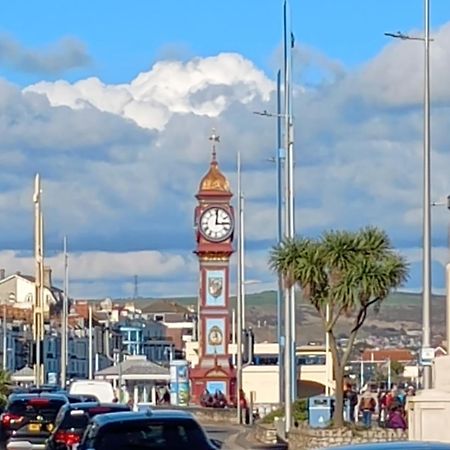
[359,389,376,428]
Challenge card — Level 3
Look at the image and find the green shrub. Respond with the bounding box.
[261,399,308,424]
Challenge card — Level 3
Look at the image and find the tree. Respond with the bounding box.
[390,360,405,381]
[0,369,12,407]
[270,227,408,427]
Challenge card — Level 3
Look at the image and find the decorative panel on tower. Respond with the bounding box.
[189,130,237,406]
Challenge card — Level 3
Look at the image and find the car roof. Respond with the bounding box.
[8,393,68,402]
[62,402,130,411]
[328,442,450,450]
[91,409,195,427]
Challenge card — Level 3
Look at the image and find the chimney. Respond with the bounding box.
[43,266,52,288]
[0,269,5,280]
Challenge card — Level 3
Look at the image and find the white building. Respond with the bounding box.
[0,267,62,314]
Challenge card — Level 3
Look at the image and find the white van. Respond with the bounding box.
[69,380,116,403]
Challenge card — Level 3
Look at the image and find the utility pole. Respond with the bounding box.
[33,174,45,388]
[283,0,296,434]
[61,236,68,389]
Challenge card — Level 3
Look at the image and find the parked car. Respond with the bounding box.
[1,393,68,450]
[324,442,450,449]
[78,409,220,450]
[45,402,131,450]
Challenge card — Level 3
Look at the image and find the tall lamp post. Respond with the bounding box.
[61,236,69,388]
[385,0,432,389]
[236,150,244,424]
[283,0,296,432]
[33,174,45,388]
[255,69,286,406]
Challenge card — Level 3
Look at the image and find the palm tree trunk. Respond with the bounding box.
[333,364,345,427]
[328,331,345,427]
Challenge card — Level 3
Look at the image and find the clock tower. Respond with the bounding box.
[189,130,236,405]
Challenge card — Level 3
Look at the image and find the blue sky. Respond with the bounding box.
[0,1,450,298]
[2,1,450,85]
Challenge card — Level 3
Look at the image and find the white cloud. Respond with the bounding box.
[1,30,450,298]
[25,53,274,131]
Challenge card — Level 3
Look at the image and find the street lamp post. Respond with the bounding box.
[385,0,432,389]
[254,78,286,407]
[2,302,6,371]
[283,0,296,433]
[88,302,93,380]
[33,174,45,388]
[236,150,244,424]
[61,236,69,389]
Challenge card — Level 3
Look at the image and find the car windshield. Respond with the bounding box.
[93,420,208,450]
[9,398,66,422]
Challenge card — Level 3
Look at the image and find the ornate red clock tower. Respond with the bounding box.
[189,130,236,405]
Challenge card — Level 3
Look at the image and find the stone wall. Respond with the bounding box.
[154,405,238,424]
[254,423,408,449]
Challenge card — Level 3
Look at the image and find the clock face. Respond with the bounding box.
[199,207,233,242]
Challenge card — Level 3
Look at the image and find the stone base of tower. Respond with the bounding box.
[189,359,236,407]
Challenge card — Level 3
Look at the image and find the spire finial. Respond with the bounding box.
[209,128,220,162]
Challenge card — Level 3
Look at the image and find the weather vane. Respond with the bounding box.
[209,128,220,161]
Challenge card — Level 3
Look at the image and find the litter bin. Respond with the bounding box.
[308,395,334,428]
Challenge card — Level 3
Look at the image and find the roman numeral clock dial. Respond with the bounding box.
[199,207,233,242]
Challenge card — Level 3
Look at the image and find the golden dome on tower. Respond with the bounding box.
[198,130,231,193]
[199,161,230,192]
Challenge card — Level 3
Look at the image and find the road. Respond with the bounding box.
[204,423,242,448]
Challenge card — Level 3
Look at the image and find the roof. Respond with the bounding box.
[0,273,63,296]
[141,300,191,315]
[95,356,169,377]
[12,366,34,376]
[92,409,194,427]
[361,349,415,362]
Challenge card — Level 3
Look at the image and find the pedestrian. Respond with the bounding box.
[387,405,407,430]
[359,389,376,428]
[344,383,358,422]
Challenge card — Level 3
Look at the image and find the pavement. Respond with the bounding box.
[204,422,243,448]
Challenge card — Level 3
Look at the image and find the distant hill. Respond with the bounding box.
[113,290,445,344]
[126,290,441,310]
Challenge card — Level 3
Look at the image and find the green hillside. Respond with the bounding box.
[127,289,440,310]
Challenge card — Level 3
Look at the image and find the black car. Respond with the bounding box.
[45,402,131,450]
[1,393,68,450]
[78,409,220,450]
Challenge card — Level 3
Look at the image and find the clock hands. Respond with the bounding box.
[215,208,231,226]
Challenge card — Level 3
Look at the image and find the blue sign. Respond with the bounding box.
[169,360,189,406]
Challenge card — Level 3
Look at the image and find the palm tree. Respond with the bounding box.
[0,369,12,407]
[270,226,408,427]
